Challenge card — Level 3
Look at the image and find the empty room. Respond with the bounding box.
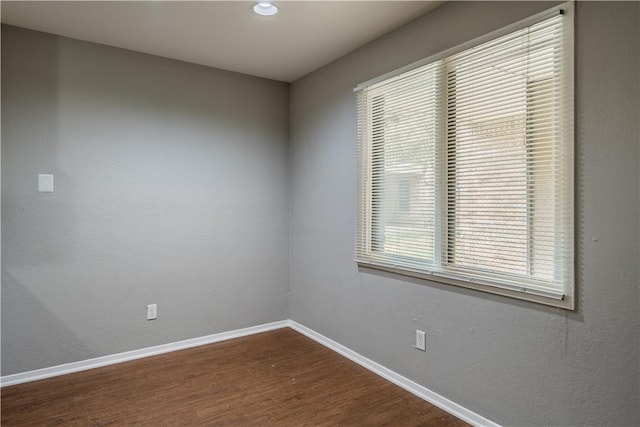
[1,1,639,426]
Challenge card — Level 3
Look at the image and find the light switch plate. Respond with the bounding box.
[416,330,426,351]
[38,174,54,192]
[147,304,157,320]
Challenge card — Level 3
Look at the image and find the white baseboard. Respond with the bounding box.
[288,320,499,427]
[1,319,498,426]
[0,320,289,387]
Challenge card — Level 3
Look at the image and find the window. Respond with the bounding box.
[355,4,574,308]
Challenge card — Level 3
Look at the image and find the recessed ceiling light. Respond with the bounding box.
[252,1,278,16]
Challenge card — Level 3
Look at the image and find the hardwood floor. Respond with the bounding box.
[1,328,469,426]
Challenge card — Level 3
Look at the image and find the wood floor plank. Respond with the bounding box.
[1,328,469,426]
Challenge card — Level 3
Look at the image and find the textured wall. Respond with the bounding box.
[289,2,639,425]
[1,25,290,375]
[2,3,639,425]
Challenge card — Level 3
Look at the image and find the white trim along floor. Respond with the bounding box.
[1,320,498,427]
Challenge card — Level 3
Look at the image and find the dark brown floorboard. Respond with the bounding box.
[1,328,469,426]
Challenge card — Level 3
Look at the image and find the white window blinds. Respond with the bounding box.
[357,64,441,268]
[355,5,574,308]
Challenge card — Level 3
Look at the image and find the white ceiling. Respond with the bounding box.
[1,1,442,82]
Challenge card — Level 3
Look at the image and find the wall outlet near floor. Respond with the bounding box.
[415,330,426,351]
[147,304,157,320]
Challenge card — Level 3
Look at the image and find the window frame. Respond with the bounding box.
[354,2,574,310]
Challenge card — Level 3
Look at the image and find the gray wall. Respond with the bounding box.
[289,2,639,425]
[1,25,290,375]
[3,2,639,425]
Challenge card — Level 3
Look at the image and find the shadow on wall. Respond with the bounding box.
[1,270,94,375]
[1,26,82,375]
[1,25,78,266]
[2,24,291,376]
